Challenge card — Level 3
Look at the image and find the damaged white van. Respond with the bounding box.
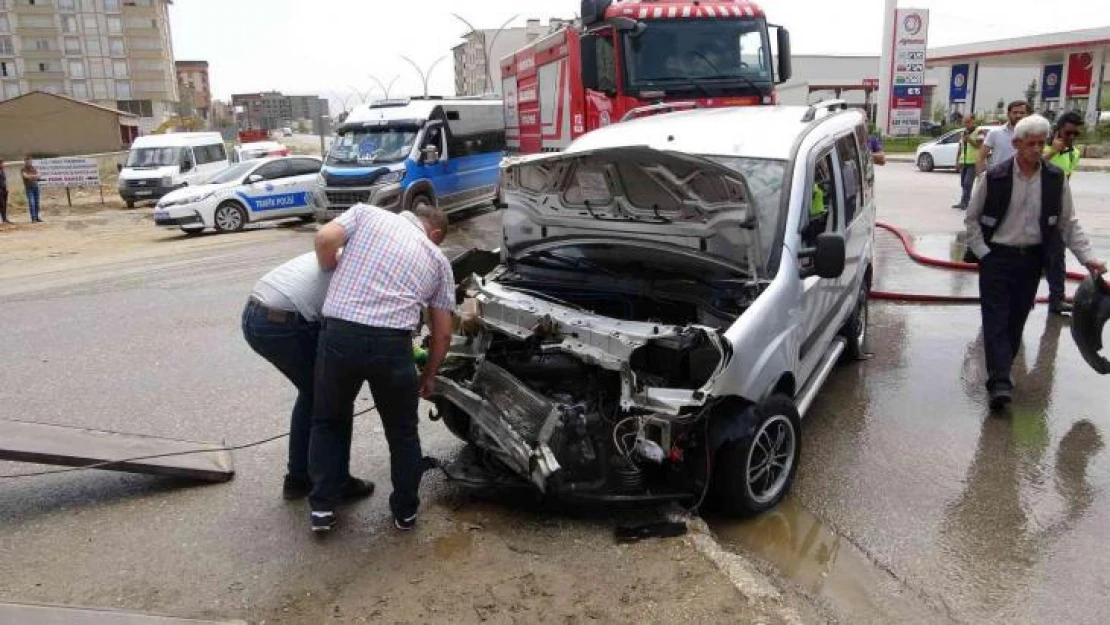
[432,101,875,516]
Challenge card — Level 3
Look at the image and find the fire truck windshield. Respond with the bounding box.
[326,125,420,166]
[625,19,772,94]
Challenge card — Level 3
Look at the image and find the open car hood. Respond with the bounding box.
[501,146,765,277]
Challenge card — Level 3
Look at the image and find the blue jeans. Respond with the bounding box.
[241,300,336,484]
[26,186,40,221]
[958,165,975,207]
[309,318,421,518]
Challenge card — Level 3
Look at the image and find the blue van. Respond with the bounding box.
[314,97,505,221]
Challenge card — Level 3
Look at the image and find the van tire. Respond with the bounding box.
[435,401,473,444]
[841,284,869,361]
[711,395,801,517]
[213,201,247,233]
[411,194,434,211]
[126,201,135,208]
[298,215,315,223]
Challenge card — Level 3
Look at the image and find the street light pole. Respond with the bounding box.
[400,55,447,98]
[368,74,400,100]
[451,13,519,93]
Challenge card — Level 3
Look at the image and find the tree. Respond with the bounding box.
[295,120,310,134]
[1024,79,1039,109]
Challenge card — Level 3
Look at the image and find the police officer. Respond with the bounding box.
[953,114,980,209]
[1042,111,1085,314]
[965,114,1106,410]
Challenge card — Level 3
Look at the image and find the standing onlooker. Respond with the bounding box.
[21,156,42,223]
[242,252,374,501]
[864,112,887,165]
[1041,111,1085,314]
[308,205,455,534]
[964,114,1105,410]
[0,159,10,224]
[953,114,981,209]
[977,100,1029,175]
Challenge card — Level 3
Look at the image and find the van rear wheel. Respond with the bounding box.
[711,395,801,518]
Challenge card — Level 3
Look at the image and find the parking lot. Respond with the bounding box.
[2,162,1110,623]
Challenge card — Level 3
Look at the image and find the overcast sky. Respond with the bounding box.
[169,0,1103,107]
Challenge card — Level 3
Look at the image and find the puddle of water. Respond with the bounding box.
[709,497,948,623]
[433,526,475,560]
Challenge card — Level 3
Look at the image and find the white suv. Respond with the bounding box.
[432,102,875,516]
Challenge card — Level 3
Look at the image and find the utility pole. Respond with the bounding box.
[400,55,447,98]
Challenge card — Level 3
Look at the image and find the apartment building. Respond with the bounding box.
[175,59,209,121]
[0,0,178,133]
[232,91,328,133]
[453,18,572,96]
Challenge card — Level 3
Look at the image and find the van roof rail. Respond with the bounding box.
[801,99,849,123]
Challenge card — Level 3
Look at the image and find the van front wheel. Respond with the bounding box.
[411,194,434,211]
[711,395,801,517]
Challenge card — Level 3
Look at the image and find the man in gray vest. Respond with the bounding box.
[965,114,1106,410]
[242,252,374,501]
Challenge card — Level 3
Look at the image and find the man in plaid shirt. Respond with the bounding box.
[309,204,455,533]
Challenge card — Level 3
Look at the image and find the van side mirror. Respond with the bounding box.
[422,145,441,164]
[800,232,845,279]
[181,161,194,173]
[116,163,123,173]
[773,25,792,84]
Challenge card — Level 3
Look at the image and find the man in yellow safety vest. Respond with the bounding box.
[953,114,981,209]
[1042,111,1085,315]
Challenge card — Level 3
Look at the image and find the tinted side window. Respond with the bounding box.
[595,30,616,92]
[291,159,321,176]
[836,134,862,223]
[210,143,227,162]
[854,124,875,187]
[254,161,292,180]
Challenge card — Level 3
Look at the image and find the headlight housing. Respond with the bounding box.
[379,170,405,185]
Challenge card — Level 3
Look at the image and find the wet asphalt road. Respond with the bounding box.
[2,163,1110,623]
[711,164,1110,623]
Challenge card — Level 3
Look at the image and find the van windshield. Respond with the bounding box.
[327,125,420,166]
[126,147,183,168]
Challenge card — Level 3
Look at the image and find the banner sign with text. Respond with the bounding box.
[33,157,101,188]
[1066,53,1093,97]
[889,8,930,136]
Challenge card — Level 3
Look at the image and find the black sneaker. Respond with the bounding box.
[989,388,1013,411]
[341,477,375,501]
[283,475,311,500]
[1049,302,1073,315]
[394,514,417,531]
[310,511,337,533]
[283,476,375,501]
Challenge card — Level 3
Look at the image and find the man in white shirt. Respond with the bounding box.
[242,253,374,501]
[977,100,1028,175]
[965,114,1106,410]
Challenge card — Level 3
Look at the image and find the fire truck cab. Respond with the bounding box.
[501,0,792,154]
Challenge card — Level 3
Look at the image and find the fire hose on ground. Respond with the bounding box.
[872,221,1090,304]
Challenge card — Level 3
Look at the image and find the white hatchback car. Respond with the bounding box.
[915,125,999,172]
[153,156,322,234]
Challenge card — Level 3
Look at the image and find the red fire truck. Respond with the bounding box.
[500,0,792,154]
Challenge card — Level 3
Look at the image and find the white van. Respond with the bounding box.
[118,132,230,208]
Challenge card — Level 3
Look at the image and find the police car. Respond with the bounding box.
[152,156,322,234]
